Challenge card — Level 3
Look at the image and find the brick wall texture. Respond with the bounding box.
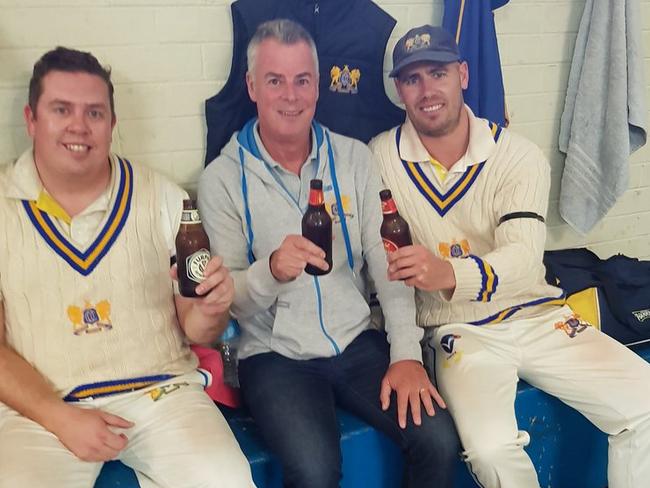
[1,0,648,258]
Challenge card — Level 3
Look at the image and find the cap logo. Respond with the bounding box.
[405,33,431,52]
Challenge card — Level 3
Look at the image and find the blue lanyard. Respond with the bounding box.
[325,130,354,273]
[237,119,354,273]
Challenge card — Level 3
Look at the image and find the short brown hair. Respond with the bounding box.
[28,46,115,118]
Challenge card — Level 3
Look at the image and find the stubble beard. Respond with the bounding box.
[410,95,463,138]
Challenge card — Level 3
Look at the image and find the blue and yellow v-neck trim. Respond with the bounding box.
[22,156,134,276]
[397,122,502,217]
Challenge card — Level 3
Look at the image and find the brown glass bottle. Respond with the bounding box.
[380,189,412,253]
[302,179,332,276]
[175,199,211,297]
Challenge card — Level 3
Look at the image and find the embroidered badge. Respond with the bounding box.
[554,314,590,338]
[440,333,463,368]
[405,33,431,52]
[326,195,355,224]
[632,309,650,323]
[148,382,190,402]
[438,239,471,258]
[329,65,361,94]
[67,300,113,335]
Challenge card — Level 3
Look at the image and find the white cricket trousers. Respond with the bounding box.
[0,371,255,488]
[427,305,650,488]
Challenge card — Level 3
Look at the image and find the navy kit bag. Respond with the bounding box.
[544,248,650,346]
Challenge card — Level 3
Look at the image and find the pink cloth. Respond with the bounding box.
[190,345,241,408]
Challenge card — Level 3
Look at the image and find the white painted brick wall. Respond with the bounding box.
[1,0,649,259]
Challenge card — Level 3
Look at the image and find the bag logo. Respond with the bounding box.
[632,309,650,323]
[330,65,360,94]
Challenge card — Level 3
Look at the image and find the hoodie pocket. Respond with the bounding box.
[270,270,370,358]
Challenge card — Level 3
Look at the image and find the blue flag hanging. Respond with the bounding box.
[442,0,509,126]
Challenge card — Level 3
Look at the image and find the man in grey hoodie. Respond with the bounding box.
[198,18,459,488]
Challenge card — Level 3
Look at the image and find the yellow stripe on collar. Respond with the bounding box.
[22,156,134,276]
[35,190,71,224]
[396,122,501,217]
[429,158,448,183]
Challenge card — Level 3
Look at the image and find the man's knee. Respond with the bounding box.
[0,426,98,488]
[181,443,254,488]
[462,431,531,472]
[0,472,52,488]
[0,464,96,488]
[283,459,341,488]
[407,408,461,464]
[273,434,341,488]
[463,442,506,468]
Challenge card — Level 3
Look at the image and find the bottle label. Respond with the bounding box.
[382,238,399,254]
[181,209,201,223]
[381,199,398,215]
[308,189,324,206]
[185,248,210,283]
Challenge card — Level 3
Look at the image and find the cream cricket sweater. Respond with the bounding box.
[0,150,197,398]
[370,107,564,327]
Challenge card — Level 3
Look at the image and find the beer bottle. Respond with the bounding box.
[302,179,332,276]
[175,199,211,297]
[380,189,412,253]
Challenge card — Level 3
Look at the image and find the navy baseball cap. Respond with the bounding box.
[389,25,461,78]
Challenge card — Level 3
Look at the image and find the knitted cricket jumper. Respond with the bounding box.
[370,107,564,327]
[0,150,197,399]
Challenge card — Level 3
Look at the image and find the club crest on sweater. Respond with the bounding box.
[438,239,471,258]
[67,300,113,335]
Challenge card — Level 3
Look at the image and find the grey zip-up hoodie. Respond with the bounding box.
[198,120,422,363]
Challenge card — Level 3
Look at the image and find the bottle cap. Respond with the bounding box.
[310,179,323,190]
[379,189,393,201]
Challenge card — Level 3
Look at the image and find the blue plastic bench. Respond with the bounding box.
[96,343,650,488]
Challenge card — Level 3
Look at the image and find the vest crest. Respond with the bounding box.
[329,65,361,94]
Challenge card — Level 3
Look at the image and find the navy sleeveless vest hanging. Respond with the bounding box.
[204,0,405,165]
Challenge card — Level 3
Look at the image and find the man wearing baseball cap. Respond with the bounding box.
[370,24,650,488]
